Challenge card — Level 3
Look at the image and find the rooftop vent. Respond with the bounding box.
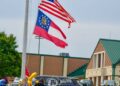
[59,53,69,57]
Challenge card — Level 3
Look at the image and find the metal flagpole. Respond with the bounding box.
[21,0,29,79]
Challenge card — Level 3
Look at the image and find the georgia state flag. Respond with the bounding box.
[33,10,68,48]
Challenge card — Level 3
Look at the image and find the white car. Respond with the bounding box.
[101,80,116,86]
[80,79,93,86]
[11,77,22,86]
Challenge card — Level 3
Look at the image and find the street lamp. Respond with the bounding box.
[35,36,43,54]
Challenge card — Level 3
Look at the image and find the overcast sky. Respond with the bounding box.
[0,0,120,58]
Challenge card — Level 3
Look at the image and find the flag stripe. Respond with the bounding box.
[39,3,66,17]
[38,6,71,23]
[34,26,68,48]
[54,0,75,22]
[42,0,57,8]
[40,0,64,15]
[39,6,71,23]
[51,21,66,39]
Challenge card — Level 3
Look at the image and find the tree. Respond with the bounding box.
[0,32,21,78]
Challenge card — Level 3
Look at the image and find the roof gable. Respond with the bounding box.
[100,39,120,65]
[67,64,87,77]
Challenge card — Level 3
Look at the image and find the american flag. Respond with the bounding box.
[38,0,75,28]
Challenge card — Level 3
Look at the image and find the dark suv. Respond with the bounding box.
[35,75,81,86]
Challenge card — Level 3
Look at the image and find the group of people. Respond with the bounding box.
[17,78,45,86]
[0,78,8,86]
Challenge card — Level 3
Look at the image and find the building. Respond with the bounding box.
[86,39,120,86]
[67,63,88,79]
[26,53,89,77]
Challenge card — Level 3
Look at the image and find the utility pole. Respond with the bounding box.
[35,36,43,54]
[21,0,29,79]
[35,36,43,75]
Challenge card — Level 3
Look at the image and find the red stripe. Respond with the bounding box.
[54,0,75,22]
[41,1,57,8]
[51,21,66,39]
[39,6,71,23]
[39,3,67,17]
[33,26,68,48]
[55,3,75,22]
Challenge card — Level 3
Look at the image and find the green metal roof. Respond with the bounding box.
[67,64,87,77]
[100,39,120,65]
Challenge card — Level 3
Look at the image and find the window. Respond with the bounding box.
[102,53,105,67]
[98,54,101,68]
[93,54,97,68]
[93,52,105,68]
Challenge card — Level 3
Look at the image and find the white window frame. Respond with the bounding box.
[93,51,105,68]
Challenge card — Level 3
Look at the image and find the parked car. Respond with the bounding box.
[10,77,22,86]
[80,79,93,86]
[101,80,116,86]
[35,75,81,86]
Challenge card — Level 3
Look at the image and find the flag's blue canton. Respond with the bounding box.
[36,10,51,32]
[48,0,54,2]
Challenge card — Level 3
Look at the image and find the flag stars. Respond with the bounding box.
[36,10,52,31]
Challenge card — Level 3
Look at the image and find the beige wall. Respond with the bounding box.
[115,65,120,76]
[86,66,112,78]
[115,77,120,85]
[114,64,120,86]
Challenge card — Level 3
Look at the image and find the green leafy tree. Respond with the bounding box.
[0,32,21,78]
